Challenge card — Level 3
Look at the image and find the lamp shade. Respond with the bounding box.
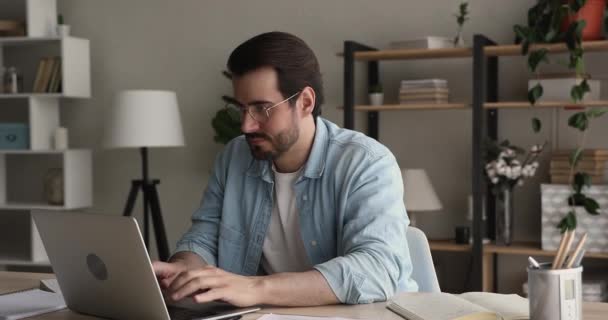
[402,168,442,212]
[103,90,185,148]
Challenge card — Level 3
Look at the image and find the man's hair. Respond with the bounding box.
[227,31,324,121]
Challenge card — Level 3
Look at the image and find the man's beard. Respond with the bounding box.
[246,122,299,160]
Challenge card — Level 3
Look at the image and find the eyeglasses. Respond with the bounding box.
[223,91,301,124]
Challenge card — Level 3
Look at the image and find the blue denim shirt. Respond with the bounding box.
[175,117,418,304]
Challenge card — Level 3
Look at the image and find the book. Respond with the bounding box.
[46,57,59,92]
[553,149,608,158]
[551,174,607,184]
[387,292,529,320]
[390,37,454,49]
[550,159,607,171]
[31,59,46,93]
[36,57,55,93]
[0,288,66,320]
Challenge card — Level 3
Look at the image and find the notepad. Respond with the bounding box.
[387,292,529,320]
[0,288,66,320]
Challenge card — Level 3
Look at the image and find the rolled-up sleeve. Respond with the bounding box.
[314,151,416,304]
[174,151,227,266]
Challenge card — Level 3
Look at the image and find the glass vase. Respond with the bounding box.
[496,188,514,246]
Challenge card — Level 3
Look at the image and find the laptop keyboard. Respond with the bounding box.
[167,306,217,320]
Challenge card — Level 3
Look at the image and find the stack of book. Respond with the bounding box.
[389,36,454,49]
[32,56,62,93]
[583,280,607,302]
[399,79,449,104]
[550,149,608,184]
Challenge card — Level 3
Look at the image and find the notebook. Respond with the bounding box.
[387,292,529,320]
[0,289,66,320]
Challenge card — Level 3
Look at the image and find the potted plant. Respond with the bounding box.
[513,0,608,232]
[56,14,70,37]
[212,71,242,144]
[368,83,384,106]
[485,140,546,245]
[453,2,469,47]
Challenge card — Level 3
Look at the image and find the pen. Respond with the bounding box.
[572,249,586,267]
[528,256,540,269]
[565,232,588,269]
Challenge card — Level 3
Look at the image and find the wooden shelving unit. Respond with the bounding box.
[342,103,469,111]
[484,101,608,109]
[342,36,608,292]
[484,242,608,259]
[484,40,608,57]
[351,47,472,61]
[429,240,471,252]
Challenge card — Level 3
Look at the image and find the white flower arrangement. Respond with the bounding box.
[485,140,545,193]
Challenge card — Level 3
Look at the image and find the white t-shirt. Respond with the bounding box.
[261,167,312,274]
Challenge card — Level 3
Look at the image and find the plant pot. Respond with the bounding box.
[560,0,606,41]
[369,92,384,106]
[56,24,71,37]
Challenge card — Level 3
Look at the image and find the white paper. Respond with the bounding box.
[0,289,66,320]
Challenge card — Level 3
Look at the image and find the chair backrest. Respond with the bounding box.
[406,226,441,292]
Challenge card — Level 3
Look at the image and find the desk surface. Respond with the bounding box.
[2,271,608,320]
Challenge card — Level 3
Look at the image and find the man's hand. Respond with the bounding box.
[166,265,263,307]
[152,260,189,290]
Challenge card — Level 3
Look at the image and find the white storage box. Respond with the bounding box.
[541,184,608,253]
[528,77,600,102]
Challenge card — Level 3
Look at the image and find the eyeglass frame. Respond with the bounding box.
[222,91,301,123]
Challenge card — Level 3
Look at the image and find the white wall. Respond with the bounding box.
[57,0,608,292]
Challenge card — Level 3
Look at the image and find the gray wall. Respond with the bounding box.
[57,0,608,293]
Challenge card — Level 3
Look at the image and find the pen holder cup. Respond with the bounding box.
[528,262,582,320]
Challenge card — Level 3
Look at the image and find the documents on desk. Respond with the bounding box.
[257,314,358,320]
[0,278,66,320]
[387,292,529,320]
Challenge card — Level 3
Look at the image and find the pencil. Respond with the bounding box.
[552,230,570,269]
[554,230,576,269]
[565,232,588,269]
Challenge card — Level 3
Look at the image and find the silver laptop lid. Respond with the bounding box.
[33,211,171,320]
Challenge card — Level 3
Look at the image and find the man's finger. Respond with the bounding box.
[152,261,176,278]
[171,276,225,301]
[169,267,220,292]
[193,288,227,304]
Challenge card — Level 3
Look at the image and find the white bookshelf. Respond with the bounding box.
[0,0,92,266]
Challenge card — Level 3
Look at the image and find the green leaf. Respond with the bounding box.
[532,117,542,133]
[568,192,586,206]
[573,172,591,193]
[570,148,584,167]
[570,84,585,102]
[528,49,549,72]
[587,108,608,118]
[557,211,577,233]
[528,83,543,105]
[514,25,529,41]
[583,197,600,215]
[568,112,588,130]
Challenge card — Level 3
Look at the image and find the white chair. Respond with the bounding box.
[406,226,441,292]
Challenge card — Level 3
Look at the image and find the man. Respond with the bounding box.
[153,31,418,307]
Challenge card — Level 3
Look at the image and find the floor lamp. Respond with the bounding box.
[103,90,185,261]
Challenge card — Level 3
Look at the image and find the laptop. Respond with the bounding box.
[32,211,260,320]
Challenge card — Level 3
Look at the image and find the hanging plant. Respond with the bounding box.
[513,0,608,232]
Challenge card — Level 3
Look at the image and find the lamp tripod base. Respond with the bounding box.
[122,179,170,261]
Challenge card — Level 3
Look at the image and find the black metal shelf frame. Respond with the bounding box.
[342,34,501,291]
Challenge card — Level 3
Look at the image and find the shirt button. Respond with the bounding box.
[311,240,317,246]
[303,195,308,201]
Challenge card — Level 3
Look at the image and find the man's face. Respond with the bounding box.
[232,67,301,160]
